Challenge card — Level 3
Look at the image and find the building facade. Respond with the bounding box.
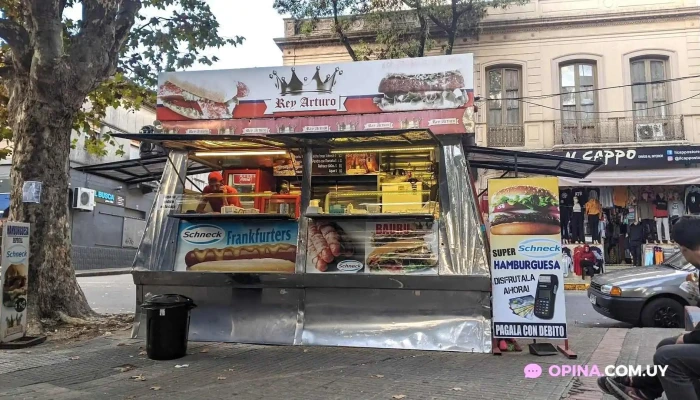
[275,0,700,188]
[0,105,158,271]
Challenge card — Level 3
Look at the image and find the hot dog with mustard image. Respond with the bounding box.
[185,243,296,272]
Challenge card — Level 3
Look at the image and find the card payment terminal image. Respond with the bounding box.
[534,274,558,320]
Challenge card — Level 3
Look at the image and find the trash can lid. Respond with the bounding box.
[141,294,196,309]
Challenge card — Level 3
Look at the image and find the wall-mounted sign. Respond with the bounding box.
[545,145,700,170]
[94,190,126,207]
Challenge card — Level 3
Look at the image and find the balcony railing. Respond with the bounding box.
[554,116,684,145]
[487,125,525,147]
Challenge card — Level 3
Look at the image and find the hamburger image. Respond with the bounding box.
[158,73,249,120]
[366,239,437,274]
[374,70,466,112]
[489,185,561,235]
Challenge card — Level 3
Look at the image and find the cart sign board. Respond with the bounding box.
[0,222,30,342]
[488,177,567,339]
[157,54,474,121]
[305,220,439,275]
[174,220,299,273]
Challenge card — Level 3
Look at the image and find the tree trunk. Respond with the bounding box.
[8,78,94,332]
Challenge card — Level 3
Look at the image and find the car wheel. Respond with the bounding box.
[641,298,684,328]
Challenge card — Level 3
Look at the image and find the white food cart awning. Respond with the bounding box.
[559,167,700,187]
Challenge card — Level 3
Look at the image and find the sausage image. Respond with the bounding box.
[307,221,355,271]
[184,243,297,268]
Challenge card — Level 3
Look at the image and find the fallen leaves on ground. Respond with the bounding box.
[138,351,147,356]
[392,395,406,399]
[226,368,235,372]
[130,374,146,381]
[116,364,136,373]
[69,356,80,360]
[217,376,227,380]
[150,386,161,391]
[372,374,384,378]
[452,387,462,391]
[175,364,189,369]
[199,348,209,353]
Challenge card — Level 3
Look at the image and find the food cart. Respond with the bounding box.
[119,55,600,353]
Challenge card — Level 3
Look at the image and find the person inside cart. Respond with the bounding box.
[599,216,700,400]
[196,171,242,213]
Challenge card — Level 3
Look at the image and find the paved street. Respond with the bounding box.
[79,274,135,315]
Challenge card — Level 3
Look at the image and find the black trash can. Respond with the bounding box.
[141,294,196,360]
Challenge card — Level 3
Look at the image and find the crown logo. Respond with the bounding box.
[270,66,343,96]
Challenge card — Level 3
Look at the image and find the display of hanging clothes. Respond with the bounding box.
[653,193,670,242]
[613,187,628,208]
[591,246,604,274]
[573,245,583,276]
[560,189,573,242]
[571,197,585,243]
[686,185,700,215]
[654,246,664,265]
[599,187,614,209]
[644,246,655,266]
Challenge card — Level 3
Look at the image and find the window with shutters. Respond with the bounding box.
[558,62,598,144]
[630,58,668,118]
[486,66,523,147]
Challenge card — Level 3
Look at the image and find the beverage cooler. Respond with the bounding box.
[224,169,273,211]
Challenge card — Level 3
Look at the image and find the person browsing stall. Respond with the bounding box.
[196,172,242,213]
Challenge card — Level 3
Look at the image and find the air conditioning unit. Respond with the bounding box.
[636,123,664,142]
[72,187,95,211]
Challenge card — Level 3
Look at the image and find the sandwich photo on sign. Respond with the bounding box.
[374,70,467,112]
[366,239,438,274]
[158,73,249,120]
[489,185,561,235]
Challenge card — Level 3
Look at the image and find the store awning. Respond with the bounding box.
[559,167,700,187]
[464,146,602,179]
[74,155,216,184]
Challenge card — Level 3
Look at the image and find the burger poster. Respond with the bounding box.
[305,220,438,275]
[0,222,30,343]
[488,177,567,339]
[156,54,474,121]
[174,221,298,273]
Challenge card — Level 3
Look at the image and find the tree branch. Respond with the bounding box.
[109,0,141,74]
[0,18,31,66]
[27,0,64,66]
[445,0,460,55]
[331,0,358,61]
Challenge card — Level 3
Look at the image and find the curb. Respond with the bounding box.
[564,283,590,291]
[75,268,132,278]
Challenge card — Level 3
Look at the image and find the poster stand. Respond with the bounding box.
[0,221,46,349]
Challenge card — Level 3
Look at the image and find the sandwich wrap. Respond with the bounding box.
[366,239,437,274]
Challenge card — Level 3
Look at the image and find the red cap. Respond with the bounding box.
[208,171,224,182]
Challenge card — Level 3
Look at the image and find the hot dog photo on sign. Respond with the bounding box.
[305,221,365,273]
[175,221,299,273]
[489,185,561,236]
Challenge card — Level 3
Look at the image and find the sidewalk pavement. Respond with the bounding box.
[564,265,633,291]
[0,326,680,400]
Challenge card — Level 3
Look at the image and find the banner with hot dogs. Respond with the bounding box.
[488,177,567,339]
[157,54,474,121]
[305,219,439,275]
[175,221,299,273]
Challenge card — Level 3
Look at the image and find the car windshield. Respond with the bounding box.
[662,252,694,270]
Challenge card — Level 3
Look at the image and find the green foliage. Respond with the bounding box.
[275,0,529,59]
[0,0,243,160]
